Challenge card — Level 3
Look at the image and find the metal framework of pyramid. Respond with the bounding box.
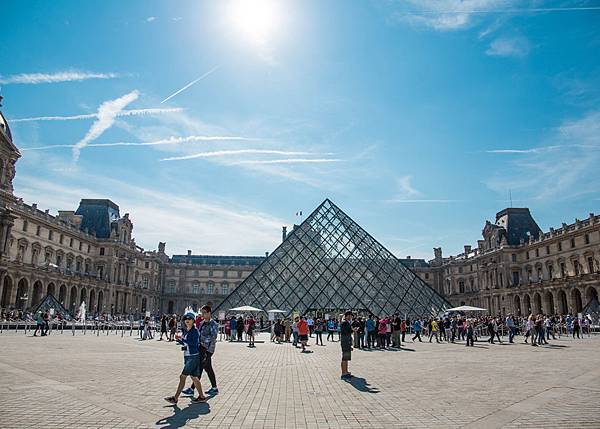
[215,199,450,317]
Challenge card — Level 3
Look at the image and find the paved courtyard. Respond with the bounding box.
[0,330,599,429]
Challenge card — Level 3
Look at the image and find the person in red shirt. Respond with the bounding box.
[297,316,310,353]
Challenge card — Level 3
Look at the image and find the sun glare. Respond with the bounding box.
[228,0,281,47]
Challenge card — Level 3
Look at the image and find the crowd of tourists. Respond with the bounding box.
[266,312,593,349]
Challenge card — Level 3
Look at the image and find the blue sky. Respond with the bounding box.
[1,0,599,259]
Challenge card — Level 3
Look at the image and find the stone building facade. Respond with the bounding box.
[161,253,264,314]
[412,208,600,316]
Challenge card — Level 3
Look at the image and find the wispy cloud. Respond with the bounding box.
[160,66,219,104]
[0,71,121,85]
[385,199,460,203]
[486,35,531,57]
[396,175,421,197]
[484,110,600,201]
[21,135,256,151]
[72,90,139,161]
[160,149,331,162]
[11,107,184,123]
[15,173,286,255]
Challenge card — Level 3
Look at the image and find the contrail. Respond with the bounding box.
[11,107,183,122]
[72,90,140,161]
[20,135,257,151]
[419,6,600,15]
[160,149,333,162]
[160,66,219,104]
[231,158,342,165]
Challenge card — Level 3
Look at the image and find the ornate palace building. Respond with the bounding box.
[409,208,600,316]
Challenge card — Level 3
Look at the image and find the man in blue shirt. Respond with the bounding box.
[164,312,206,405]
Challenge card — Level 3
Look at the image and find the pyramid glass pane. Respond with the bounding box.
[214,199,450,317]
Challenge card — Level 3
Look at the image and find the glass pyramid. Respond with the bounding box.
[32,294,73,320]
[215,199,450,318]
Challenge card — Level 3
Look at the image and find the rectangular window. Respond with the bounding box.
[571,238,575,248]
[56,255,62,266]
[425,273,429,280]
[537,268,542,281]
[458,266,463,274]
[585,234,590,245]
[237,271,242,278]
[168,281,176,293]
[207,283,214,294]
[526,252,530,260]
[145,261,149,269]
[511,254,517,263]
[558,241,562,251]
[59,234,64,244]
[222,284,229,295]
[99,247,105,256]
[548,265,553,279]
[79,242,82,251]
[574,261,580,276]
[546,246,550,255]
[560,263,566,277]
[192,283,200,294]
[69,238,73,247]
[48,230,54,241]
[76,260,81,272]
[587,257,594,274]
[143,277,149,288]
[87,244,90,253]
[535,248,539,257]
[36,225,41,236]
[22,220,28,232]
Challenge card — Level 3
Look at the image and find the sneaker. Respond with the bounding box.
[182,388,195,395]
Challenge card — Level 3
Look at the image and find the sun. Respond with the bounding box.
[227,0,281,47]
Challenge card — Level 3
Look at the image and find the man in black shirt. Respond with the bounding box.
[340,311,353,380]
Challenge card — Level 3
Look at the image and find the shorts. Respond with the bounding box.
[341,336,352,361]
[299,334,308,342]
[181,354,202,377]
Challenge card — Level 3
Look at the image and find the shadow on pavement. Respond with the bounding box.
[344,376,380,393]
[156,402,211,428]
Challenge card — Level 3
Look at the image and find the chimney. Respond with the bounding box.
[265,251,269,257]
[433,247,442,260]
[406,255,411,259]
[187,250,192,256]
[464,245,471,256]
[282,226,287,243]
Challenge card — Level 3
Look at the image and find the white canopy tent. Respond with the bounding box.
[447,305,487,312]
[267,309,285,313]
[229,305,263,312]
